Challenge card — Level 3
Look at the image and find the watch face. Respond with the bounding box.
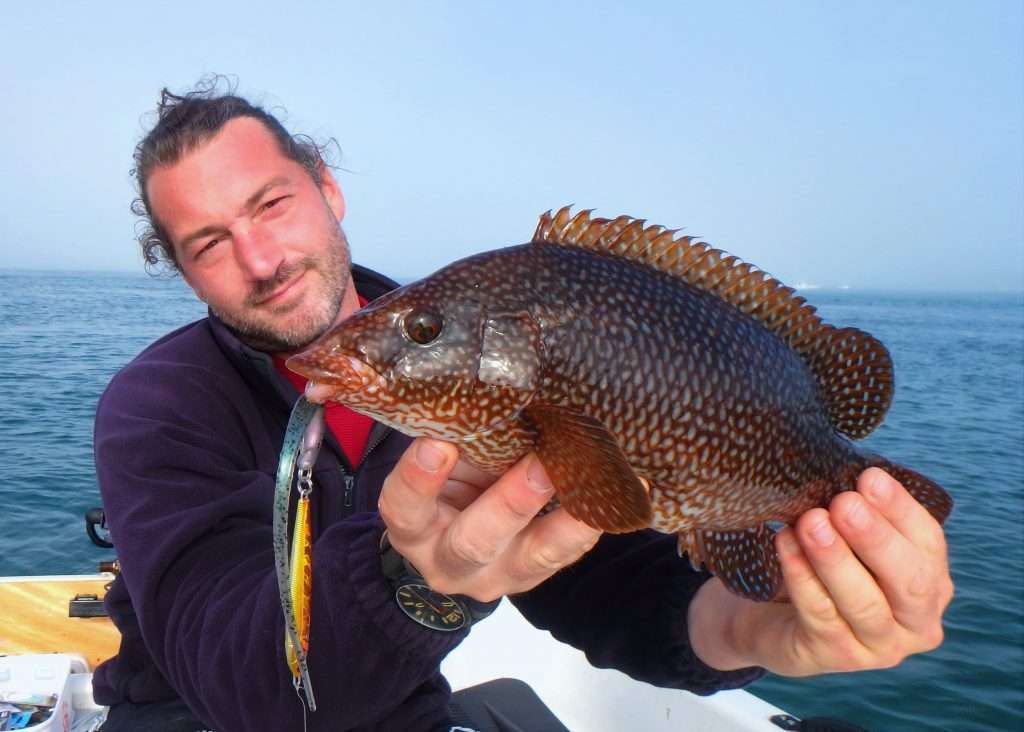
[395,583,468,631]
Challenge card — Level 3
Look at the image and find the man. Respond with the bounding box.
[93,81,953,732]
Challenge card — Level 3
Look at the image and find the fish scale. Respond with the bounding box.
[534,244,841,516]
[289,206,953,601]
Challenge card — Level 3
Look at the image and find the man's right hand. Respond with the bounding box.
[377,438,602,602]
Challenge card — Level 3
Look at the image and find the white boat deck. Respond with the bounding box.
[443,600,789,731]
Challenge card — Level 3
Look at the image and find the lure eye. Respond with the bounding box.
[403,309,444,345]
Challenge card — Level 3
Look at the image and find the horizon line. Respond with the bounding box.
[2,266,1022,297]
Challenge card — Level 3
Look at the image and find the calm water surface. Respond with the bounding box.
[0,271,1021,731]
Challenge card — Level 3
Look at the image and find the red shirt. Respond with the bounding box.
[272,297,374,468]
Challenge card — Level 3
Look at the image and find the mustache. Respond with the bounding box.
[246,258,313,306]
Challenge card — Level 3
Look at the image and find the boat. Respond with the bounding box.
[0,570,816,731]
[0,574,114,731]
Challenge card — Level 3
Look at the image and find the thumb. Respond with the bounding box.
[378,438,459,540]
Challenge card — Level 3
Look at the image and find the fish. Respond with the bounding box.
[287,206,953,601]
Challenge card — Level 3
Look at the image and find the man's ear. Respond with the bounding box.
[319,164,346,222]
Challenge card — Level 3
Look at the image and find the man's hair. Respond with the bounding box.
[132,75,335,274]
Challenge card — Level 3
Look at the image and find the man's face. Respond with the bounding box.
[147,117,353,353]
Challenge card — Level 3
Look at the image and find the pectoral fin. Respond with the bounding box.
[524,404,652,533]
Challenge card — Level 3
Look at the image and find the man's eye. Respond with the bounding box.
[262,196,287,212]
[196,238,220,259]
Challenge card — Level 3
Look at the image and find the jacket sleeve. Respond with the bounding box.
[510,529,766,695]
[94,358,463,731]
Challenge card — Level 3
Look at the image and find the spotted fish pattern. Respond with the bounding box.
[288,207,953,601]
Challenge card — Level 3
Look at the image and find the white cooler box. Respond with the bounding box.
[0,654,102,731]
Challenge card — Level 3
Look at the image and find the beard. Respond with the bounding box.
[212,224,352,353]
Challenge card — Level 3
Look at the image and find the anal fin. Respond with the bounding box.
[678,524,782,602]
[525,404,652,533]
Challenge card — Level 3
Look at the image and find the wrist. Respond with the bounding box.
[688,578,759,671]
[379,530,500,631]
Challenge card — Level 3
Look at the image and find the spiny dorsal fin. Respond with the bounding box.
[533,206,894,439]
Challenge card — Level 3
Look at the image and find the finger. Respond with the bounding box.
[448,457,499,491]
[438,480,486,511]
[793,507,897,653]
[377,438,459,539]
[503,506,602,589]
[811,495,909,642]
[438,455,556,576]
[858,468,948,559]
[775,525,838,628]
[832,487,952,644]
[774,525,869,674]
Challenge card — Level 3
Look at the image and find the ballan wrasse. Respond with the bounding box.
[287,207,953,601]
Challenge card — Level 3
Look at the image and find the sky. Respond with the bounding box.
[1,1,1021,292]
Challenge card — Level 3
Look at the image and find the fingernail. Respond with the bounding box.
[527,458,554,493]
[845,498,870,529]
[415,440,445,472]
[866,470,892,502]
[809,517,836,547]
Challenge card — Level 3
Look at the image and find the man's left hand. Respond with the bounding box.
[688,468,954,676]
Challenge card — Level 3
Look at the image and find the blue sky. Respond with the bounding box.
[1,1,1021,291]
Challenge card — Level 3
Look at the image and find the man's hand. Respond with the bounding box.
[689,468,953,676]
[377,438,602,602]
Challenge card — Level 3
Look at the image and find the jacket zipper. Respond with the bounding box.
[340,426,391,515]
[342,474,355,508]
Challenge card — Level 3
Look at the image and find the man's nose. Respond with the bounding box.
[232,224,284,281]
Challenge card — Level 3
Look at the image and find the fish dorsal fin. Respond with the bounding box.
[533,206,894,439]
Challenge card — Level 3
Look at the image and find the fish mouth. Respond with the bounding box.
[285,350,385,404]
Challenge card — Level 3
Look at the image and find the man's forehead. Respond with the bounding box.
[167,117,293,178]
[205,116,286,154]
[146,117,303,235]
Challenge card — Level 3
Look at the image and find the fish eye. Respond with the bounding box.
[403,309,444,345]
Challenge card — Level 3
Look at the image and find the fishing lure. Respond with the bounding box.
[273,396,325,711]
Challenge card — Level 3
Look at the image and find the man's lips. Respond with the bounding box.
[255,269,307,306]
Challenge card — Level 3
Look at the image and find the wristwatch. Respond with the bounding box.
[379,530,500,632]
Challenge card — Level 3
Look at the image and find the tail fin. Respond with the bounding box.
[864,458,953,524]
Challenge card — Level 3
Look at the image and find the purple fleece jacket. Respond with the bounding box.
[92,265,764,731]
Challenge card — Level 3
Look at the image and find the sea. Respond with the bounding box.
[0,270,1021,732]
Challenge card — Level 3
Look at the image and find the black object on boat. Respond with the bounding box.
[771,713,871,732]
[69,593,107,618]
[85,507,113,548]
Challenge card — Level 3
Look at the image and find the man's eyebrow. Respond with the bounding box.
[239,176,291,216]
[177,177,293,252]
[179,224,226,253]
